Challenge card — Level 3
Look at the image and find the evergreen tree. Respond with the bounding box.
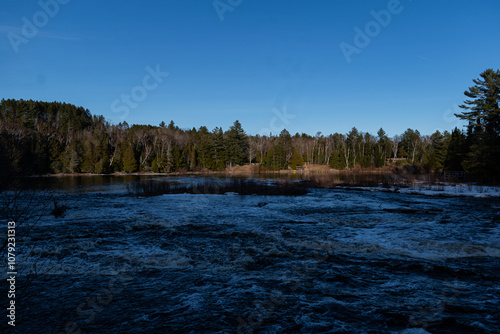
[346,127,361,168]
[423,131,446,170]
[263,129,293,170]
[401,129,421,163]
[264,144,284,171]
[167,120,177,130]
[196,126,213,169]
[226,120,248,167]
[60,141,81,173]
[455,69,500,181]
[329,152,346,169]
[289,147,304,169]
[171,145,183,171]
[360,132,375,168]
[122,144,138,173]
[375,128,389,167]
[80,137,96,173]
[279,129,293,164]
[212,127,227,170]
[444,127,467,171]
[431,131,446,169]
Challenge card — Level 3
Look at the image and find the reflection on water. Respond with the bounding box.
[28,174,252,193]
[19,171,425,193]
[26,174,163,192]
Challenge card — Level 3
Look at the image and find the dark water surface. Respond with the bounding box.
[1,176,499,333]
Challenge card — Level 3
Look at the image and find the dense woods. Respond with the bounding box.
[1,69,498,183]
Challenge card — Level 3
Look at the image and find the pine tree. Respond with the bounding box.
[455,69,500,182]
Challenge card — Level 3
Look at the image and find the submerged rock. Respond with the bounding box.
[51,200,68,217]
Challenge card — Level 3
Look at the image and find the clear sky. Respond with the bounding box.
[1,0,499,137]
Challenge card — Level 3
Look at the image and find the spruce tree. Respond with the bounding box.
[226,120,248,167]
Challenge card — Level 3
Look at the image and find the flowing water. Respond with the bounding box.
[1,176,499,333]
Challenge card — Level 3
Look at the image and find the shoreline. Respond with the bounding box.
[12,168,500,198]
[31,164,401,178]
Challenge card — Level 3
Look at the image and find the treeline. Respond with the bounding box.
[0,69,498,183]
[0,99,467,175]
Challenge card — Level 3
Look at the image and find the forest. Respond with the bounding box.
[0,69,498,184]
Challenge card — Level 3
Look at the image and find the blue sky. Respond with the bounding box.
[1,0,499,137]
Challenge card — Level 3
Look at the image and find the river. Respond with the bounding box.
[1,176,499,333]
